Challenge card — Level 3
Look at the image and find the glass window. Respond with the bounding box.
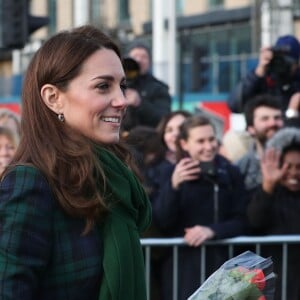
[47,0,56,34]
[208,0,224,7]
[177,0,184,15]
[179,23,252,94]
[119,0,130,21]
[91,0,100,25]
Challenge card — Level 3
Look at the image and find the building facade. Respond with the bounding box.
[1,0,300,110]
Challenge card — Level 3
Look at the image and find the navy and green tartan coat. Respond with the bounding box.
[0,166,103,300]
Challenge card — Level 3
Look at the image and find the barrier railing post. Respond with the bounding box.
[145,246,151,300]
[255,243,261,255]
[173,245,178,300]
[282,243,288,300]
[200,246,206,284]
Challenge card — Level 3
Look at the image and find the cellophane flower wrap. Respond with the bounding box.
[188,251,276,300]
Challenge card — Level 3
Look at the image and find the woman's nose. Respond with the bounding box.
[112,89,128,108]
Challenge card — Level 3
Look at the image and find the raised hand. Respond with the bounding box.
[255,47,273,77]
[261,148,288,193]
[171,157,200,189]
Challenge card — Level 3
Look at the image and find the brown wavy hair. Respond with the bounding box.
[9,25,132,234]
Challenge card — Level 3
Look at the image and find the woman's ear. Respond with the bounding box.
[40,84,64,114]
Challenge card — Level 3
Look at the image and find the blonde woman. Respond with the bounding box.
[0,126,18,175]
[0,108,21,137]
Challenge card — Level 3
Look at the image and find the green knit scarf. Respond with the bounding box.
[96,147,152,300]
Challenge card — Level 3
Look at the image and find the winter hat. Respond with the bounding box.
[267,127,300,152]
[275,35,300,61]
[126,42,151,58]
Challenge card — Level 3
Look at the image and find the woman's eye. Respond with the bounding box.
[96,83,110,91]
[120,83,128,93]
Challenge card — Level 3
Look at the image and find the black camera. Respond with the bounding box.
[267,45,295,82]
[123,57,140,88]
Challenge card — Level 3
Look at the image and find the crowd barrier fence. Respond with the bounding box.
[141,235,300,300]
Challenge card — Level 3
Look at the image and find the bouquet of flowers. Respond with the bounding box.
[188,251,276,300]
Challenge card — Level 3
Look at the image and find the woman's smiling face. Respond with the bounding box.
[280,150,300,192]
[180,124,218,162]
[46,48,128,144]
[164,114,187,152]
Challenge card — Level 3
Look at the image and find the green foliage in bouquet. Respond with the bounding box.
[188,251,276,300]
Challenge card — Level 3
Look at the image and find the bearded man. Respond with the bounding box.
[236,94,284,197]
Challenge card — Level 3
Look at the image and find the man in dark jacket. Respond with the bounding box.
[228,35,300,118]
[122,43,171,132]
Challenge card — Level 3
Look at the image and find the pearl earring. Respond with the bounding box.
[58,113,65,122]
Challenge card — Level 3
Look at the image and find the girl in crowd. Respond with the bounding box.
[147,110,192,196]
[156,110,192,164]
[0,127,18,175]
[247,127,300,300]
[152,114,248,300]
[0,108,21,137]
[0,25,151,300]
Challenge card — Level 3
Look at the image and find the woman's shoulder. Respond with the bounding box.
[1,165,54,207]
[2,164,49,185]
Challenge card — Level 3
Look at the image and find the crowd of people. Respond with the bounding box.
[0,25,300,300]
[121,33,300,300]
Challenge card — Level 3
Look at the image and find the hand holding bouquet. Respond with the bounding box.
[188,251,276,300]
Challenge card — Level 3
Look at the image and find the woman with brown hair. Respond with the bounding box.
[0,25,151,300]
[152,114,248,300]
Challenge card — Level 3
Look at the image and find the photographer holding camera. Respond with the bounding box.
[228,35,300,123]
[121,43,171,133]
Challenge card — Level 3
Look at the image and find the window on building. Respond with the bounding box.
[90,0,100,25]
[177,0,184,15]
[119,0,130,21]
[179,23,253,94]
[293,0,300,16]
[47,0,56,34]
[208,0,224,9]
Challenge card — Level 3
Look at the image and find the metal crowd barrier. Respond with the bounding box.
[141,235,300,300]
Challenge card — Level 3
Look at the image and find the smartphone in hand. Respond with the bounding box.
[199,161,216,177]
